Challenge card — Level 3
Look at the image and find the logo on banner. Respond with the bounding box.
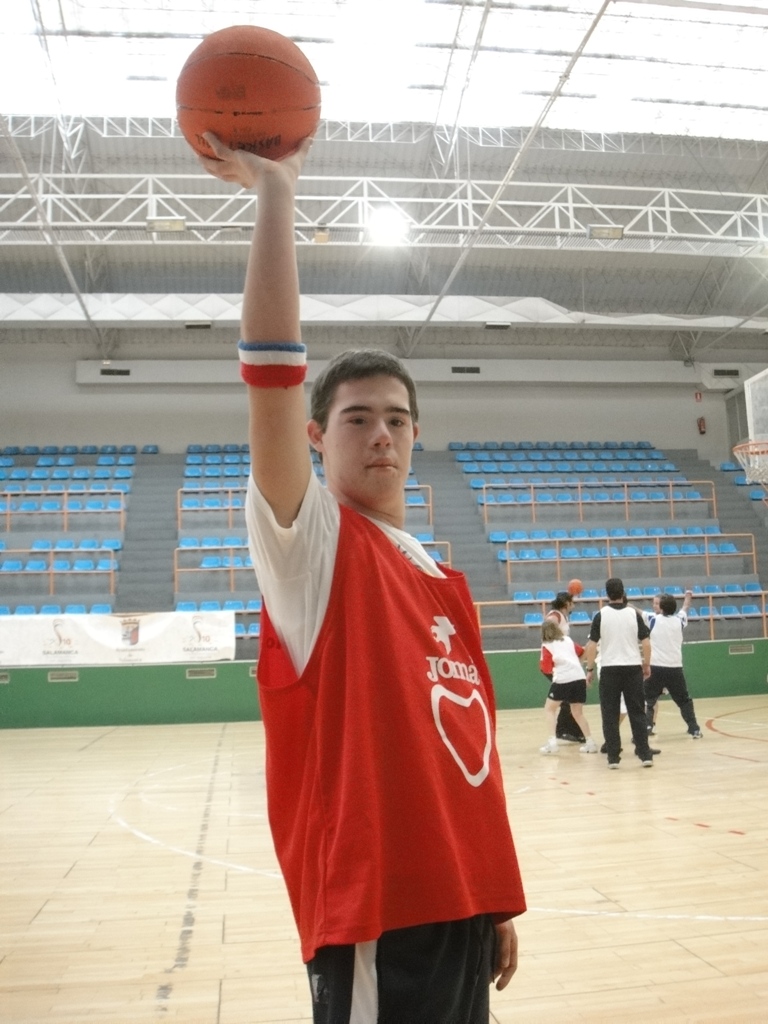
[121,617,141,647]
[40,618,78,659]
[52,619,70,647]
[183,615,216,653]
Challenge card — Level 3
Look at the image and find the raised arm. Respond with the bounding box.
[199,134,314,527]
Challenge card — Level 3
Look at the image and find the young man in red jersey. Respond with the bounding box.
[199,134,525,1023]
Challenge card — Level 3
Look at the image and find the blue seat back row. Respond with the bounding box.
[449,440,654,451]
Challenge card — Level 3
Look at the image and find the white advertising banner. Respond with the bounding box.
[0,611,236,667]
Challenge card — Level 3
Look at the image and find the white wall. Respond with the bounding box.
[0,345,730,462]
[417,382,729,463]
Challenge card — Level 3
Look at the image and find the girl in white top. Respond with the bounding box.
[538,620,598,755]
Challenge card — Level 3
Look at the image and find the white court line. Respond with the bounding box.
[111,812,283,878]
[137,790,266,819]
[110,804,768,922]
[529,906,768,923]
[107,787,281,878]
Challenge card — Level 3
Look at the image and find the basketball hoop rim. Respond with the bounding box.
[733,440,768,485]
[733,441,768,456]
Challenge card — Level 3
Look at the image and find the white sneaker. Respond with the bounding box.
[539,738,558,755]
[580,738,599,753]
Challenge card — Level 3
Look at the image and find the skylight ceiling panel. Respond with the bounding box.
[457,51,575,127]
[483,4,595,53]
[315,0,457,125]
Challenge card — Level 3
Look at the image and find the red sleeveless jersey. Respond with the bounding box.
[257,505,526,962]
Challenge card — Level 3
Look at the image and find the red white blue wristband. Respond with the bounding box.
[238,340,307,388]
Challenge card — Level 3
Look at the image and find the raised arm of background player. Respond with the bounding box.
[199,133,314,528]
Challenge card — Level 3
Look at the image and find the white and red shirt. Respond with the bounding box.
[540,637,585,683]
[248,475,526,962]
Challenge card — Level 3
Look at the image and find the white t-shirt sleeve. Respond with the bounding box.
[245,471,340,676]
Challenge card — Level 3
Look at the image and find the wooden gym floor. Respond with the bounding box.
[1,694,767,1023]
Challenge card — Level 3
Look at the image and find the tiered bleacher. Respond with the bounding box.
[175,444,259,651]
[0,444,149,615]
[4,438,766,655]
[447,439,767,646]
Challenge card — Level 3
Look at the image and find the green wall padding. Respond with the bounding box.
[1,640,766,728]
[486,638,768,709]
[0,661,259,729]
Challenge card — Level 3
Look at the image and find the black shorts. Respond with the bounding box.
[306,914,497,1024]
[547,679,587,704]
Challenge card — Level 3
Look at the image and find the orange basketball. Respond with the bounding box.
[176,25,321,162]
[567,578,584,596]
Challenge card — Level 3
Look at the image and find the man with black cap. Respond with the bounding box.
[583,578,655,769]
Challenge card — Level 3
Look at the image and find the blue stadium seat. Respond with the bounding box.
[199,600,222,611]
[39,604,62,615]
[65,604,87,614]
[698,607,721,620]
[175,601,197,612]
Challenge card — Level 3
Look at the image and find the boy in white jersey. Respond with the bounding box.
[645,591,703,738]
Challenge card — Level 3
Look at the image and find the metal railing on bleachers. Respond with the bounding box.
[476,479,716,526]
[474,589,768,645]
[0,547,118,596]
[495,531,755,589]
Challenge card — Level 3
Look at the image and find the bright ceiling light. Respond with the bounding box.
[146,217,186,233]
[587,224,624,240]
[368,207,409,246]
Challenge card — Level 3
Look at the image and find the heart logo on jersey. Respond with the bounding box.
[430,685,492,787]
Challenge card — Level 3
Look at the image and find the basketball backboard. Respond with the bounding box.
[734,365,768,483]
